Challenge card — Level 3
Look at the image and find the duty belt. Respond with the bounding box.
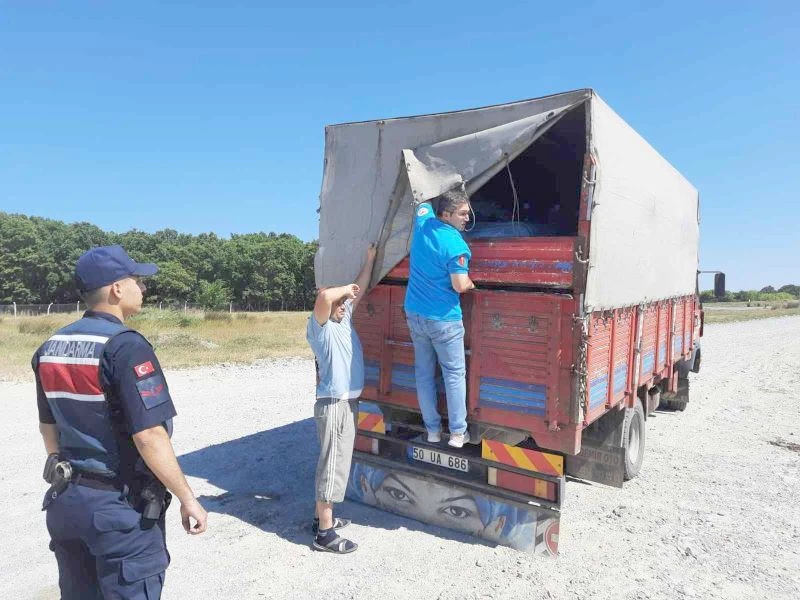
[42,459,123,510]
[73,471,124,492]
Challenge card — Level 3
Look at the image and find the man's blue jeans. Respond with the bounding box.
[406,313,468,435]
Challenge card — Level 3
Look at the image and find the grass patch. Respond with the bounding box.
[0,309,312,381]
[703,306,800,324]
[17,317,64,335]
[203,311,232,322]
[6,305,795,381]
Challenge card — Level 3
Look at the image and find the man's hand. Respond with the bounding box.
[366,243,377,262]
[180,497,208,535]
[344,283,360,300]
[133,424,208,536]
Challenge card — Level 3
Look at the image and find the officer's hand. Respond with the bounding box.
[180,498,208,535]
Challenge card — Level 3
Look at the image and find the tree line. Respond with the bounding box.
[699,286,799,303]
[0,212,317,310]
[3,211,797,311]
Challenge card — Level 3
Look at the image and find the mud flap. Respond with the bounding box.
[565,407,626,488]
[347,456,560,556]
[564,438,626,488]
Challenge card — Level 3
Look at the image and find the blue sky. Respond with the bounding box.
[1,1,797,290]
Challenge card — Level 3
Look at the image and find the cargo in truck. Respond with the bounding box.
[315,89,712,555]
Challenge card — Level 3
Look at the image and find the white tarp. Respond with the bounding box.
[402,105,578,203]
[315,89,699,312]
[315,90,591,287]
[584,96,699,311]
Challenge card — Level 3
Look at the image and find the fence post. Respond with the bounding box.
[47,302,53,315]
[184,301,188,313]
[77,301,80,314]
[13,301,16,319]
[229,302,233,313]
[159,302,163,311]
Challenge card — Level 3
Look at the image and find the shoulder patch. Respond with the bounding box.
[417,205,430,217]
[136,374,170,409]
[134,361,155,378]
[458,255,466,266]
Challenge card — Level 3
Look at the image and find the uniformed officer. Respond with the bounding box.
[33,245,208,599]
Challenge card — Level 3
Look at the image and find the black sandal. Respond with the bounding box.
[312,534,358,554]
[311,517,350,535]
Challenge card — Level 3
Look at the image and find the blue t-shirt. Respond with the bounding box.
[404,202,471,321]
[306,300,365,400]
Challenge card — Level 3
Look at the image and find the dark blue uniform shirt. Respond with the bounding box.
[34,311,176,486]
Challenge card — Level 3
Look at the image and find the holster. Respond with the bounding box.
[42,460,73,511]
[139,481,168,527]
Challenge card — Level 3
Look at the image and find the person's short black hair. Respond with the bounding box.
[79,286,107,308]
[436,187,470,217]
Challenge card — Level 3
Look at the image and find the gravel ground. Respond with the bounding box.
[1,317,798,600]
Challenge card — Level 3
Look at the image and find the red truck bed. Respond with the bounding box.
[356,239,697,456]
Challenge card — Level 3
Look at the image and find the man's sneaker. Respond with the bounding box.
[448,431,470,448]
[427,431,441,443]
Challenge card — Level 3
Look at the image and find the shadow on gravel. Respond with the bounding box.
[179,418,490,549]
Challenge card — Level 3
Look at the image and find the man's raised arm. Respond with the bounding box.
[353,244,377,310]
[313,284,359,325]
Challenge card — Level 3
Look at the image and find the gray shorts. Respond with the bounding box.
[314,398,358,503]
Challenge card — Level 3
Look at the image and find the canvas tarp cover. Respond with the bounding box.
[585,96,699,310]
[314,90,591,288]
[315,89,699,312]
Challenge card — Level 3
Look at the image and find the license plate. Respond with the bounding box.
[410,446,469,472]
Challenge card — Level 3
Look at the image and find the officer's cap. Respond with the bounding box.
[75,245,158,292]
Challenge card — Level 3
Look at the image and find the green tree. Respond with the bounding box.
[777,284,799,298]
[148,261,196,303]
[196,280,230,310]
[0,212,317,309]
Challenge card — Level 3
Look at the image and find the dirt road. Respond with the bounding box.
[2,316,798,599]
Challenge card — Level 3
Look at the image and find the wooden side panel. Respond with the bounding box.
[469,290,569,443]
[656,302,669,372]
[586,314,611,423]
[638,305,659,385]
[611,309,634,405]
[385,286,418,409]
[387,237,577,288]
[673,299,687,359]
[353,286,391,398]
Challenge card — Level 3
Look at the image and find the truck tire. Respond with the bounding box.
[623,402,646,480]
[659,377,689,411]
[662,398,688,411]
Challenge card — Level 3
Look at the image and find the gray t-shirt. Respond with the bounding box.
[306,300,365,400]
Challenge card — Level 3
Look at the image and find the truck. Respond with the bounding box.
[314,89,722,555]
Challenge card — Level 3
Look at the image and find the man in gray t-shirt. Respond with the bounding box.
[306,244,376,554]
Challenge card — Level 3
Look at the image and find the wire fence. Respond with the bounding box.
[0,303,85,317]
[0,302,308,317]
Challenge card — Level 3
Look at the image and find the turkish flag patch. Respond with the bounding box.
[134,361,155,378]
[458,255,466,266]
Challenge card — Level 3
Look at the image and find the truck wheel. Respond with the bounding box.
[659,377,689,412]
[623,402,646,480]
[662,398,688,411]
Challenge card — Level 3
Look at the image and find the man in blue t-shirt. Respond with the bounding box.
[306,244,376,554]
[404,188,475,448]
